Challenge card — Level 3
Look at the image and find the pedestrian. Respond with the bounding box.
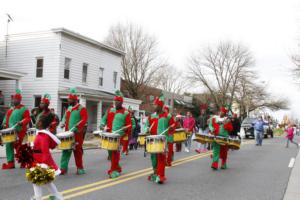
[183,111,195,153]
[60,88,88,175]
[1,89,30,169]
[144,94,175,184]
[29,113,63,200]
[0,90,4,105]
[286,124,299,148]
[129,108,138,151]
[100,90,132,178]
[252,116,267,146]
[195,109,209,153]
[175,114,183,152]
[230,114,241,139]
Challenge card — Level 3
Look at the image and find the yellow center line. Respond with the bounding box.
[63,153,212,199]
[42,152,211,200]
[43,140,252,199]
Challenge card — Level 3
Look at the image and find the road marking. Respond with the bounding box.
[63,153,212,199]
[42,140,252,199]
[288,158,295,168]
[42,152,211,200]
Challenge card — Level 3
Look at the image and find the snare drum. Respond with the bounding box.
[146,135,166,153]
[173,128,187,143]
[137,133,147,146]
[26,128,36,143]
[0,128,17,144]
[194,133,214,144]
[228,137,241,150]
[57,131,75,150]
[100,132,120,151]
[93,130,102,138]
[215,136,228,146]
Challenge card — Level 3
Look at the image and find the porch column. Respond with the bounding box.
[80,97,86,107]
[97,100,103,128]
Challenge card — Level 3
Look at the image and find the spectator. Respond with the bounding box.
[252,116,268,146]
[0,91,4,105]
[230,114,241,139]
[195,109,209,153]
[286,123,299,148]
[183,111,195,153]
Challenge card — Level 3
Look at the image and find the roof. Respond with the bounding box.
[52,28,125,56]
[0,68,26,80]
[59,87,114,100]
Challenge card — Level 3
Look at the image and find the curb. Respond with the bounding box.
[283,148,300,200]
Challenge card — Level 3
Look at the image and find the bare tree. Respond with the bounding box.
[291,53,300,84]
[105,23,166,98]
[235,73,289,118]
[156,65,188,94]
[188,41,254,109]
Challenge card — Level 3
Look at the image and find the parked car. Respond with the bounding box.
[241,117,273,139]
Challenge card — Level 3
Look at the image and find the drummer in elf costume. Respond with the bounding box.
[100,90,132,178]
[1,89,30,169]
[144,94,175,184]
[60,88,88,175]
[210,107,233,170]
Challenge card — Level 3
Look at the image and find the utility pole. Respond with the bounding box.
[5,14,13,58]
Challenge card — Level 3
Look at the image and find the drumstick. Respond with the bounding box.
[69,120,84,132]
[159,124,176,136]
[113,124,132,134]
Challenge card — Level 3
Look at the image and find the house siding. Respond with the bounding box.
[0,32,60,112]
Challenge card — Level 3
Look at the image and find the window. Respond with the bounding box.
[113,71,118,88]
[34,96,41,107]
[82,63,88,83]
[99,67,104,86]
[64,57,71,79]
[36,58,43,78]
[168,99,171,106]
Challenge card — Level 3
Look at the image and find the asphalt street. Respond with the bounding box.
[0,137,298,200]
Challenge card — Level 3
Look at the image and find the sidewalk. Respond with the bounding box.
[0,138,100,159]
[283,148,300,200]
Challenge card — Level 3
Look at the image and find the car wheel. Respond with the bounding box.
[245,135,249,139]
[264,134,268,139]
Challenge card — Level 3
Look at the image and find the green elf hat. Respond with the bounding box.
[68,88,78,100]
[154,93,165,107]
[41,93,51,105]
[113,90,124,102]
[13,89,22,100]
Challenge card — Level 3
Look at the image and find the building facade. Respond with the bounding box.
[0,28,141,131]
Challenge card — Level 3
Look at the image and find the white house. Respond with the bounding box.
[0,28,141,131]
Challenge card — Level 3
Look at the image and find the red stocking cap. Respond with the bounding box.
[13,89,22,101]
[220,107,228,114]
[41,93,51,105]
[113,90,124,102]
[68,88,78,100]
[154,93,165,107]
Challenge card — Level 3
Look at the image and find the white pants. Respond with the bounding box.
[197,128,209,150]
[33,182,63,200]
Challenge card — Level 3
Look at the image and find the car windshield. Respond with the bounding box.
[242,118,256,125]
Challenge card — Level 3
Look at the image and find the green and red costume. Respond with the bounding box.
[1,91,30,169]
[144,95,175,184]
[60,89,88,174]
[101,105,131,178]
[210,108,233,170]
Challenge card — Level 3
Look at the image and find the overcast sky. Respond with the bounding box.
[1,0,300,120]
